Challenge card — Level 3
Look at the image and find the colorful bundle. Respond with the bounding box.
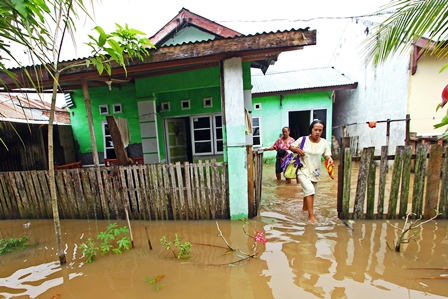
[324,160,334,179]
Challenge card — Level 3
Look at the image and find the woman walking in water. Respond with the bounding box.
[264,126,295,181]
[289,120,333,222]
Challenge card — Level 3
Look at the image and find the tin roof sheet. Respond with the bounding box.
[251,67,357,94]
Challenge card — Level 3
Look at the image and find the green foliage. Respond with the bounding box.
[80,223,131,263]
[79,237,98,263]
[160,234,192,259]
[86,23,155,76]
[0,236,30,255]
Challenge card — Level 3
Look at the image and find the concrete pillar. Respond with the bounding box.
[222,57,248,220]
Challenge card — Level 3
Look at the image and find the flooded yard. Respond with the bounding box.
[0,162,447,298]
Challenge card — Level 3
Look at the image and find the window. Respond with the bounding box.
[214,115,223,153]
[203,97,212,108]
[181,99,190,110]
[252,116,261,147]
[99,104,109,115]
[190,114,222,155]
[102,122,116,159]
[113,103,122,114]
[254,103,262,110]
[161,102,170,112]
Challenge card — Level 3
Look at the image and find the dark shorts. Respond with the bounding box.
[275,157,283,173]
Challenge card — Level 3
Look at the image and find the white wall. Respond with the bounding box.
[331,19,410,155]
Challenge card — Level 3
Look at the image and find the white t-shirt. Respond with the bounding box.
[291,136,331,182]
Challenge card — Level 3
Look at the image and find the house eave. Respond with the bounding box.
[252,83,358,98]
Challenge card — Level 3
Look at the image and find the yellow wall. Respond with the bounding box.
[408,53,448,136]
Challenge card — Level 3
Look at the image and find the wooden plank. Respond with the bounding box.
[198,160,210,219]
[88,168,103,219]
[154,164,165,220]
[102,168,118,219]
[212,160,220,219]
[175,162,187,220]
[439,146,448,219]
[168,163,180,220]
[95,167,108,220]
[424,144,442,219]
[131,165,145,220]
[118,167,130,218]
[399,146,413,217]
[149,164,159,220]
[366,156,376,219]
[341,148,353,219]
[8,172,25,219]
[15,172,31,218]
[387,146,404,219]
[137,164,150,220]
[22,171,41,219]
[124,166,139,219]
[353,147,374,219]
[184,162,194,220]
[205,160,214,219]
[156,164,167,220]
[0,174,9,219]
[62,169,80,218]
[39,171,53,218]
[72,169,86,219]
[337,137,351,215]
[412,145,427,216]
[31,171,47,218]
[192,163,202,219]
[162,164,173,219]
[0,173,20,219]
[80,169,95,219]
[377,146,388,218]
[55,171,70,219]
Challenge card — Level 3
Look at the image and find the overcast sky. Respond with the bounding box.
[6,0,392,71]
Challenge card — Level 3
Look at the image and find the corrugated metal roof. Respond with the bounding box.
[251,67,357,94]
[0,94,70,124]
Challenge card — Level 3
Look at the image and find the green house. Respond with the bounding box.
[251,67,357,162]
[4,8,317,219]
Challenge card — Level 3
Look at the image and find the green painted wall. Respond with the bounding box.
[69,63,252,162]
[162,27,216,46]
[70,83,140,155]
[252,91,333,162]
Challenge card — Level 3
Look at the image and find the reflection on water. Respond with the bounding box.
[0,162,447,298]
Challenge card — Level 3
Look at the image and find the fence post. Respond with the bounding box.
[377,146,388,218]
[247,146,254,218]
[399,146,413,218]
[424,144,442,219]
[354,147,374,219]
[388,146,404,219]
[340,148,352,219]
[412,144,428,217]
[337,137,351,217]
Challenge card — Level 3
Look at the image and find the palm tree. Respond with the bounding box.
[363,0,448,138]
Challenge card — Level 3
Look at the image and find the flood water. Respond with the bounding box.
[0,162,447,299]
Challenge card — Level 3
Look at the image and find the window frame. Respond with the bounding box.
[190,113,223,156]
[252,116,262,148]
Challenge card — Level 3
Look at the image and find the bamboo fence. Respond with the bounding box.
[0,160,231,220]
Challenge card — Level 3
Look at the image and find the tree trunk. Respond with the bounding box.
[49,72,66,265]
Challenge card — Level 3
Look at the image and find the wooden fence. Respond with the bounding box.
[338,144,448,220]
[0,160,230,220]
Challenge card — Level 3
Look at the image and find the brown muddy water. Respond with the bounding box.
[0,163,447,299]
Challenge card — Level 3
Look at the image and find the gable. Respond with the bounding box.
[150,8,241,48]
[161,26,216,47]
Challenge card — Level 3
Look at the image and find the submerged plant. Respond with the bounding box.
[0,236,30,255]
[160,234,192,259]
[80,223,131,263]
[387,211,441,252]
[144,274,165,291]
